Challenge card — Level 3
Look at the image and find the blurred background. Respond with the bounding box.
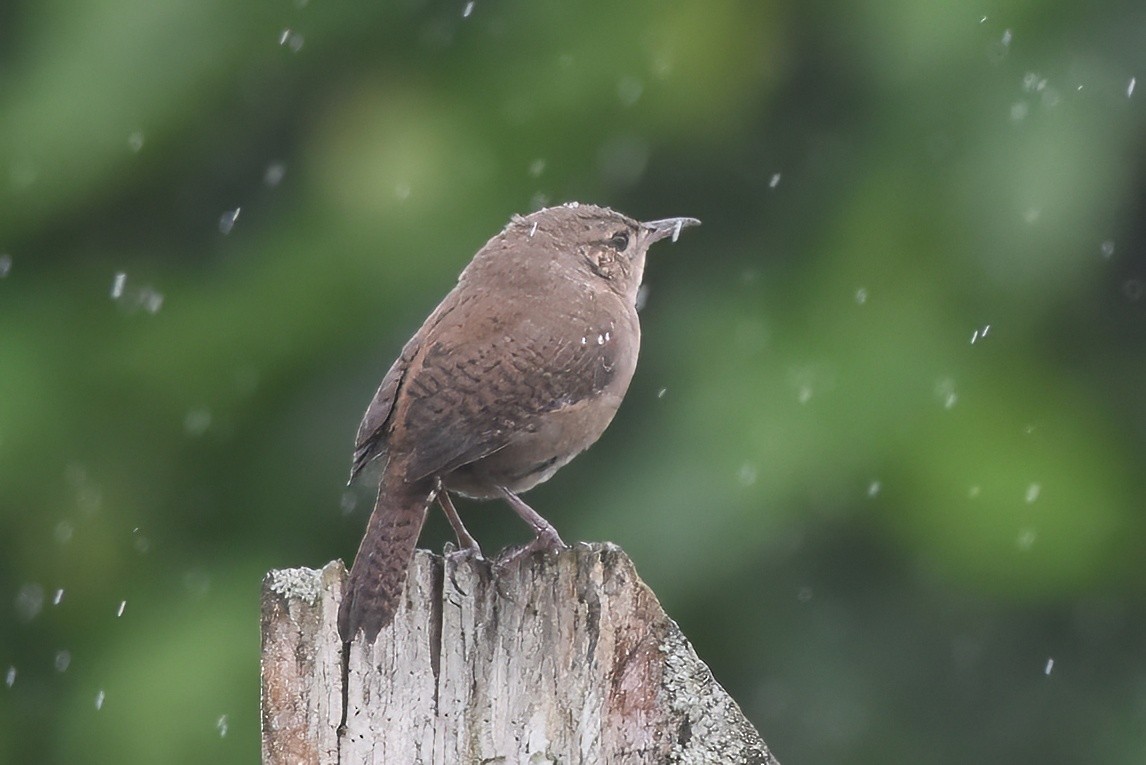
[2,0,1144,762]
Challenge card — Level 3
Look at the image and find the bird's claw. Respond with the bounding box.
[495,530,568,568]
[443,540,485,562]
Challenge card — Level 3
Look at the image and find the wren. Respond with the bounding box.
[339,202,700,642]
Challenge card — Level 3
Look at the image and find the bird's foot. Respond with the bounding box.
[495,528,568,568]
[442,539,485,562]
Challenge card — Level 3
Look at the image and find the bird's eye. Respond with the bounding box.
[608,232,630,250]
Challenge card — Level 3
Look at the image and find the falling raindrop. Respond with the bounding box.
[528,159,546,178]
[0,254,12,277]
[339,491,358,516]
[970,324,991,344]
[988,29,1012,64]
[1017,528,1037,550]
[5,667,15,687]
[854,287,868,305]
[462,1,474,17]
[635,284,649,312]
[139,286,164,314]
[184,407,212,436]
[132,528,151,554]
[116,600,127,618]
[53,589,64,606]
[1129,77,1137,98]
[55,651,72,673]
[183,569,212,598]
[95,690,106,710]
[737,463,758,486]
[127,131,145,153]
[108,275,164,314]
[1100,240,1115,258]
[656,388,667,399]
[596,135,649,187]
[217,714,230,737]
[15,584,45,622]
[219,208,241,235]
[935,378,958,409]
[264,162,286,187]
[529,222,538,237]
[1044,657,1055,675]
[1021,72,1047,93]
[55,520,74,544]
[278,29,304,52]
[1040,87,1061,107]
[768,173,782,189]
[867,481,881,498]
[616,76,643,107]
[1025,483,1041,503]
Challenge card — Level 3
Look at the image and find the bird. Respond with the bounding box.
[338,202,700,643]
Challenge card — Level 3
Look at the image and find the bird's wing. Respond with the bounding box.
[399,304,625,483]
[349,335,419,483]
[349,291,464,482]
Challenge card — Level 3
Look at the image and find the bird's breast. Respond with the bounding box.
[442,386,628,498]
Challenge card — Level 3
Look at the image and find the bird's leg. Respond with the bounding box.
[437,488,484,559]
[496,486,567,564]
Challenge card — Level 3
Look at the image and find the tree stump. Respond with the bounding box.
[261,543,779,764]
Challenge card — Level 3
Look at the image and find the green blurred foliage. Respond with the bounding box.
[2,0,1145,762]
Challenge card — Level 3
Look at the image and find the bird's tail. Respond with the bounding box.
[338,469,436,643]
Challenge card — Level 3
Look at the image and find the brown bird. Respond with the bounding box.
[339,202,700,643]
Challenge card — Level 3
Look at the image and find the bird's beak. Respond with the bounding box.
[640,217,702,245]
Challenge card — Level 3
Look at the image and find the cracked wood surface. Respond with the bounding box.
[261,543,779,765]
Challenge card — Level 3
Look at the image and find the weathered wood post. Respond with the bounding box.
[261,543,779,764]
